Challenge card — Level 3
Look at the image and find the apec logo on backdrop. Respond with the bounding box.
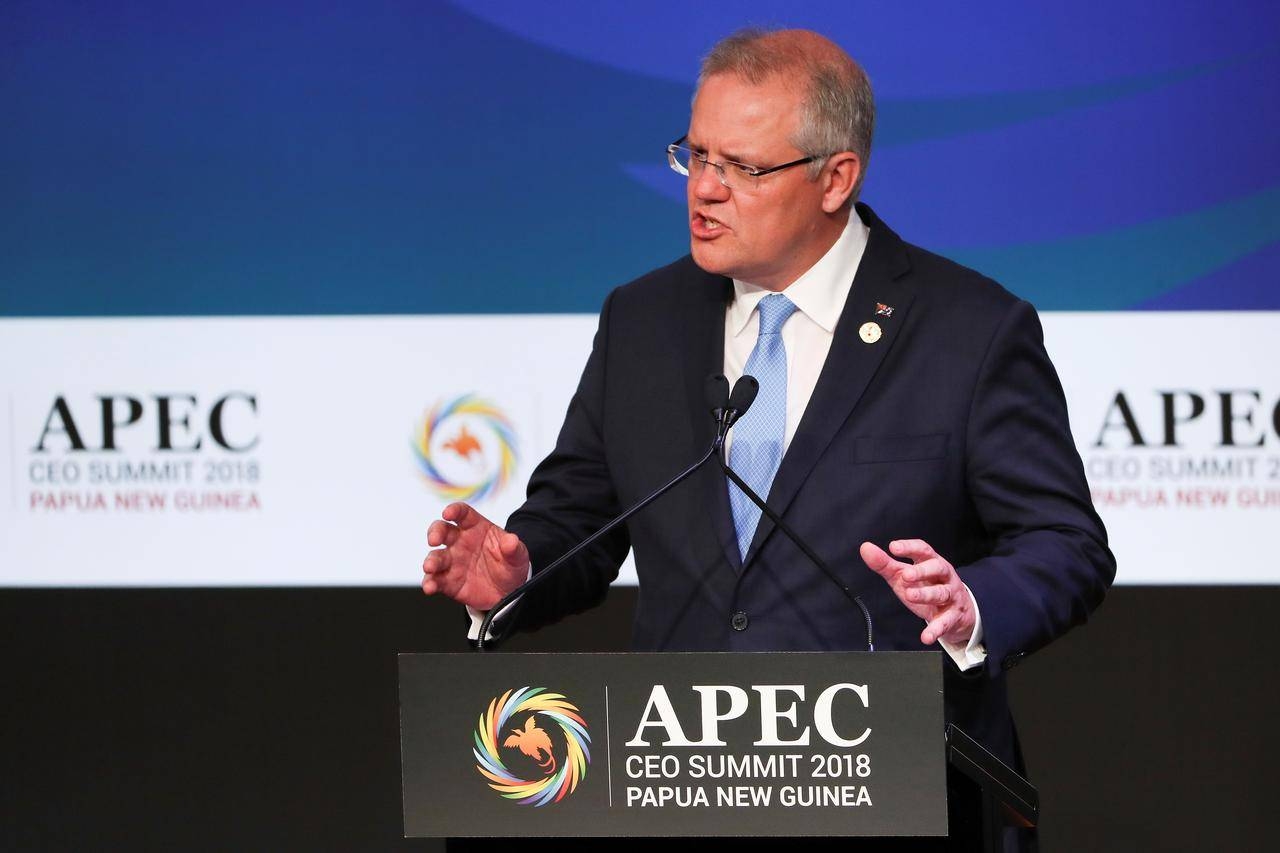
[25,392,263,513]
[411,394,518,503]
[1085,388,1280,511]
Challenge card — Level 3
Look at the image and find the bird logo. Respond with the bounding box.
[472,687,591,807]
[442,424,484,462]
[503,716,557,773]
[411,395,518,503]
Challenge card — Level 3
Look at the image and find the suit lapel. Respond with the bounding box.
[743,204,916,565]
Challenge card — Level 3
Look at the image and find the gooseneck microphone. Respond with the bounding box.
[476,373,872,653]
[709,373,759,450]
[476,374,747,650]
[705,373,730,425]
[721,375,758,435]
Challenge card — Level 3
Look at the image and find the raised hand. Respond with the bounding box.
[859,539,976,647]
[421,502,530,610]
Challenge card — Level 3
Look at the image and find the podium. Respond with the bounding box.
[400,652,1035,850]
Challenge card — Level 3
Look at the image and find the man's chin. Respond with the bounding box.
[690,242,734,277]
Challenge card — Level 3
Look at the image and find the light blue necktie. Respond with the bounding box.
[729,293,798,561]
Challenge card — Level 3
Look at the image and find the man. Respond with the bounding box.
[423,28,1113,851]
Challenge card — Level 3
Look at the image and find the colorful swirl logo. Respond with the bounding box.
[473,687,591,806]
[411,395,518,502]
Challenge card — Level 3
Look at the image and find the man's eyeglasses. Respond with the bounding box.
[666,135,817,190]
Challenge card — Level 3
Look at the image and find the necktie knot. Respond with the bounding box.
[756,293,797,337]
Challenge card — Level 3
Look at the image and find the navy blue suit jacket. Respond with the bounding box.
[504,203,1114,770]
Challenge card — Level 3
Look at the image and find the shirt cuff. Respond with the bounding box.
[465,565,532,642]
[937,583,986,671]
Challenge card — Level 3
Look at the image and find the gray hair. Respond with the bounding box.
[698,28,875,202]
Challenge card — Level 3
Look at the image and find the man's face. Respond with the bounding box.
[685,72,832,291]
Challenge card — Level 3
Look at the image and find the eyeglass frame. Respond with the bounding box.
[666,135,818,188]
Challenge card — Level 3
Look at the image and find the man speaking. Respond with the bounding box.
[422,28,1113,850]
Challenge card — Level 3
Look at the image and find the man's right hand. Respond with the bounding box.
[421,502,531,611]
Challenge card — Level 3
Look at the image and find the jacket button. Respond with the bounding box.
[730,611,749,631]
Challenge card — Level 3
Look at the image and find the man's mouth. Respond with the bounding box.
[692,213,727,237]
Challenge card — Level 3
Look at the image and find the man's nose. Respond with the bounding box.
[692,164,731,201]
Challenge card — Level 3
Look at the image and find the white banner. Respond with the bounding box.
[2,313,1277,586]
[1043,312,1280,584]
[0,316,607,586]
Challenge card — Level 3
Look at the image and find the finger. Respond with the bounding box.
[889,538,938,563]
[499,530,527,562]
[421,565,441,594]
[422,548,449,576]
[901,560,953,584]
[906,584,953,606]
[427,519,457,548]
[421,570,455,597]
[921,610,957,646]
[441,502,478,526]
[859,541,906,578]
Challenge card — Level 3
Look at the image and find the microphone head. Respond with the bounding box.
[705,373,730,414]
[728,375,759,417]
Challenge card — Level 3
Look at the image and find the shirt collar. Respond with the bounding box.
[727,212,870,338]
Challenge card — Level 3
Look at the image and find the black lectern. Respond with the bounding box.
[400,651,1035,850]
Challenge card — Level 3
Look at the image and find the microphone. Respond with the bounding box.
[723,375,758,433]
[706,373,730,432]
[476,373,737,650]
[720,381,874,652]
[708,374,759,450]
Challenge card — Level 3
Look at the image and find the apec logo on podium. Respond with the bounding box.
[472,687,591,807]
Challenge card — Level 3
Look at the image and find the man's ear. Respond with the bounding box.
[821,152,861,213]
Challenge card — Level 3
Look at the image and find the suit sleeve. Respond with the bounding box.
[499,288,631,634]
[957,299,1116,677]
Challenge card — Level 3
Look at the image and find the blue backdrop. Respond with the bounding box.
[3,0,1278,315]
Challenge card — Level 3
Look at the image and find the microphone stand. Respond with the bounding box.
[718,458,874,651]
[475,441,721,650]
[476,373,873,653]
[476,375,742,651]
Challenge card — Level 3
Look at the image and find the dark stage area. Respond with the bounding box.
[1,586,1271,851]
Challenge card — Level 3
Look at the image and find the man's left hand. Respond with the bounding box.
[859,539,975,646]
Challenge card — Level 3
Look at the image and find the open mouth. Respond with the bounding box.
[692,213,726,237]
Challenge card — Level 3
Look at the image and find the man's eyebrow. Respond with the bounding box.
[689,139,757,165]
